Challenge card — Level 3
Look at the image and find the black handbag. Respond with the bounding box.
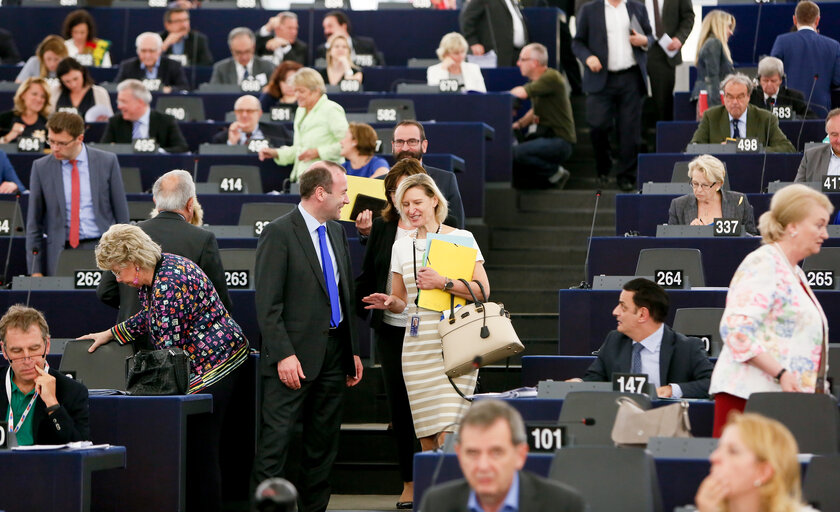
[126,348,190,395]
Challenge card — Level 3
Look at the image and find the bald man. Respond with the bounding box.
[115,32,190,93]
[212,95,291,147]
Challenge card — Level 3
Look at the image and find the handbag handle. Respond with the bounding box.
[447,277,483,319]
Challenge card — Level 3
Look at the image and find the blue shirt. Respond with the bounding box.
[61,144,99,240]
[298,203,343,324]
[132,108,151,139]
[634,324,683,398]
[342,156,390,178]
[468,471,520,512]
[144,57,161,79]
[172,38,185,56]
[0,149,25,192]
[728,110,747,139]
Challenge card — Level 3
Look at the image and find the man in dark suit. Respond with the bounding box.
[391,120,465,229]
[419,400,586,512]
[690,73,796,153]
[100,79,189,154]
[96,170,232,348]
[573,0,654,192]
[115,32,189,93]
[460,0,529,67]
[749,56,814,120]
[573,278,713,398]
[770,0,840,116]
[159,7,214,66]
[252,161,363,512]
[316,10,383,67]
[27,112,129,276]
[645,0,694,122]
[0,305,89,446]
[211,95,291,147]
[210,27,276,87]
[257,12,308,66]
[795,108,840,182]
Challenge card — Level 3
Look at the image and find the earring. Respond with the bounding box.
[791,230,798,238]
[132,266,140,286]
[753,479,763,487]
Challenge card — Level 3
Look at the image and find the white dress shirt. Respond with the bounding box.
[502,0,527,48]
[235,60,255,84]
[644,0,664,38]
[604,0,637,71]
[728,110,747,139]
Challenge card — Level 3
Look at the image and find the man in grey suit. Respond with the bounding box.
[210,27,276,87]
[418,400,586,512]
[26,112,129,276]
[252,161,363,512]
[795,108,840,182]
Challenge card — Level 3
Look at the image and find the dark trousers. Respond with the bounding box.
[647,46,676,122]
[586,67,646,182]
[513,136,574,188]
[375,323,418,482]
[186,362,244,512]
[252,336,348,512]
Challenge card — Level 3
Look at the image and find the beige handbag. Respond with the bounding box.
[611,396,692,446]
[438,279,524,379]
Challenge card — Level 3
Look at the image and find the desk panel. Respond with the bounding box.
[656,120,826,154]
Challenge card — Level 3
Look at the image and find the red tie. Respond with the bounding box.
[69,159,80,249]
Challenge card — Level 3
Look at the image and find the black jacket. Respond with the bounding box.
[114,57,190,91]
[749,85,817,119]
[100,110,189,153]
[159,30,214,66]
[210,121,292,147]
[256,36,309,66]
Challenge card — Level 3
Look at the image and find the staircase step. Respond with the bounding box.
[516,189,617,211]
[490,226,613,249]
[486,247,587,266]
[491,289,559,313]
[510,313,559,339]
[330,462,403,495]
[485,207,615,228]
[486,265,584,289]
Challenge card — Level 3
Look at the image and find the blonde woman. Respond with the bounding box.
[0,78,51,144]
[691,10,736,109]
[15,35,68,83]
[321,34,363,86]
[696,412,818,512]
[427,32,486,93]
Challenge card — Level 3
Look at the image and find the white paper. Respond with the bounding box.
[658,33,679,58]
[467,50,498,69]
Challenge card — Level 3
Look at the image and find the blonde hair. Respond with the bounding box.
[696,10,735,64]
[326,34,356,72]
[36,35,68,78]
[394,173,448,225]
[436,32,468,60]
[95,224,162,271]
[758,184,833,243]
[13,77,52,118]
[292,67,326,95]
[687,154,726,184]
[721,413,804,512]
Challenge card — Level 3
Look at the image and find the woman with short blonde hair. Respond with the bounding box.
[0,78,51,144]
[427,32,486,93]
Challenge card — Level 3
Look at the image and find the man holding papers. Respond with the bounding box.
[362,174,490,455]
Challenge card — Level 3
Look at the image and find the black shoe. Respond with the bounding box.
[597,175,610,189]
[617,179,636,192]
[396,501,413,509]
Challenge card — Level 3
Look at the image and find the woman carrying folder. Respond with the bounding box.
[363,173,490,453]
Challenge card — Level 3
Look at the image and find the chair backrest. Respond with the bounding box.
[558,391,652,446]
[88,143,135,154]
[744,392,840,454]
[198,143,249,155]
[829,344,840,396]
[636,248,705,288]
[367,99,416,124]
[802,247,840,290]
[646,437,718,459]
[0,200,25,236]
[671,161,730,191]
[121,167,143,194]
[155,96,206,122]
[803,454,840,512]
[406,58,439,68]
[55,249,98,277]
[59,339,135,391]
[672,308,725,356]
[238,202,296,235]
[374,128,394,155]
[220,248,256,291]
[128,200,155,223]
[207,165,263,194]
[548,446,663,512]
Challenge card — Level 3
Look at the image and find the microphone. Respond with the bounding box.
[796,74,819,150]
[0,192,21,288]
[572,189,601,289]
[192,157,199,184]
[26,248,38,307]
[759,102,773,193]
[751,3,763,64]
[556,417,596,426]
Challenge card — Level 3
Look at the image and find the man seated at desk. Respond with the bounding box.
[690,73,796,153]
[0,304,89,445]
[568,278,714,398]
[211,94,290,148]
[795,108,840,183]
[114,32,189,94]
[419,400,586,512]
[748,56,814,120]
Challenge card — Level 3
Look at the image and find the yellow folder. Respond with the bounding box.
[339,175,387,222]
[417,238,477,312]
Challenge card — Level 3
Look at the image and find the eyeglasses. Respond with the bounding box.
[517,57,537,62]
[48,138,76,149]
[234,109,260,114]
[689,181,716,190]
[392,139,422,148]
[3,346,47,363]
[724,93,748,102]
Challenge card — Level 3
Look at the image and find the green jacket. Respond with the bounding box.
[690,104,796,153]
[275,94,348,181]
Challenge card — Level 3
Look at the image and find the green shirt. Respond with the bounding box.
[7,371,36,446]
[524,68,577,144]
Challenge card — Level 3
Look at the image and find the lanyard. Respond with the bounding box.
[411,225,441,307]
[5,362,49,434]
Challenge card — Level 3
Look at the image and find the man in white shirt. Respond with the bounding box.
[210,27,276,86]
[460,0,529,67]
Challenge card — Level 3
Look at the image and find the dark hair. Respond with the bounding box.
[56,57,94,94]
[622,278,669,323]
[457,399,527,445]
[62,9,97,42]
[393,120,426,141]
[325,10,351,33]
[164,7,188,24]
[47,111,85,138]
[382,158,426,221]
[299,162,344,199]
[266,61,303,99]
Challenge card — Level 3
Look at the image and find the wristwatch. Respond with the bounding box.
[45,404,61,414]
[443,277,454,291]
[774,368,787,383]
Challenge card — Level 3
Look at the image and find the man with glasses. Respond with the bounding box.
[212,94,290,147]
[114,32,190,94]
[27,112,129,277]
[210,27,275,87]
[159,7,213,67]
[690,73,796,153]
[0,304,90,446]
[391,120,464,229]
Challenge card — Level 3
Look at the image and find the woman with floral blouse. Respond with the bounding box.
[83,223,247,512]
[710,184,832,437]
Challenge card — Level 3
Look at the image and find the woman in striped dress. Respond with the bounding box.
[363,173,490,451]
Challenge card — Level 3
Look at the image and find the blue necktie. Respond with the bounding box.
[731,118,741,139]
[132,121,143,139]
[317,225,341,327]
[631,343,644,374]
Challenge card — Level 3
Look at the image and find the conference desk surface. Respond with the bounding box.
[0,447,126,512]
[656,120,826,154]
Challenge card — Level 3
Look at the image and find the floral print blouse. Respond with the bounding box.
[111,253,248,393]
[710,243,829,399]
